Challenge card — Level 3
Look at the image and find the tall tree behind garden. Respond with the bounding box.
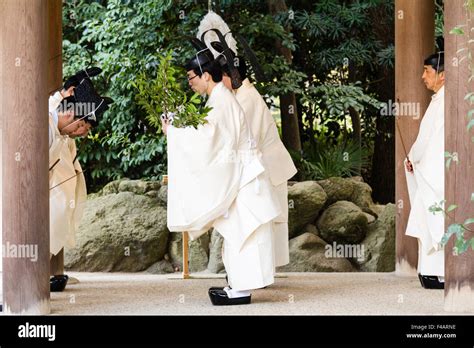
[284,0,395,202]
[267,0,302,153]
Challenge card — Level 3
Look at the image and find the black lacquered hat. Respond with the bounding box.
[63,67,102,90]
[57,78,113,127]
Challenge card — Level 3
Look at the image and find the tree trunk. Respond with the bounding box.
[368,2,395,205]
[267,0,302,154]
[348,107,362,175]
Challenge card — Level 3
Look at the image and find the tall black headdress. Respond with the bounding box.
[63,67,102,90]
[184,38,215,74]
[73,78,113,126]
[196,11,267,87]
[196,12,242,89]
[200,28,242,89]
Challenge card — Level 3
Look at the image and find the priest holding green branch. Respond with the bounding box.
[161,42,282,306]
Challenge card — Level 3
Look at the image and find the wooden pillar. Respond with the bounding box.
[48,0,63,95]
[48,0,64,275]
[444,0,474,312]
[395,0,435,276]
[0,0,50,314]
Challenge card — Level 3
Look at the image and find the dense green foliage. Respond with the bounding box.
[63,0,394,191]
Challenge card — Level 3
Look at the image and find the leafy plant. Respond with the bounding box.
[429,200,474,254]
[133,51,211,130]
[291,139,370,181]
[302,82,381,119]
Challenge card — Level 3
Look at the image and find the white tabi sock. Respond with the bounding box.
[438,276,445,283]
[224,288,251,299]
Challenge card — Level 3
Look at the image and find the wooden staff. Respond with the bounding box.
[182,232,190,279]
[49,169,86,190]
[162,174,190,279]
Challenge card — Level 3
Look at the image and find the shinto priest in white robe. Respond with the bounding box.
[404,85,444,277]
[167,82,282,290]
[234,78,297,267]
[48,93,87,256]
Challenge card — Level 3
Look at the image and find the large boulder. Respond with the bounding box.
[100,179,123,196]
[356,204,396,272]
[317,177,354,205]
[288,181,327,238]
[351,181,374,210]
[301,224,319,236]
[100,179,161,196]
[317,177,374,209]
[278,233,356,272]
[168,232,210,273]
[157,185,168,206]
[317,201,368,244]
[207,229,225,273]
[146,258,175,274]
[287,223,320,241]
[65,191,169,272]
[118,179,161,195]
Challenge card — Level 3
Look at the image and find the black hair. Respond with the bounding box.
[424,52,444,72]
[221,56,247,81]
[185,55,223,82]
[203,60,223,82]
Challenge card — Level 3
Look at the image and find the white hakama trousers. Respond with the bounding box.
[405,168,444,278]
[272,182,290,268]
[223,221,275,291]
[417,240,444,277]
[272,222,289,268]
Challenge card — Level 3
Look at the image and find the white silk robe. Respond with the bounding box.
[235,79,297,267]
[49,93,87,256]
[167,82,281,290]
[405,86,445,276]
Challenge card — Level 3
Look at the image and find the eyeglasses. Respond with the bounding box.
[187,74,199,81]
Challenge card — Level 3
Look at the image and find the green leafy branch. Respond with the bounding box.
[444,151,459,169]
[133,51,211,131]
[429,199,474,254]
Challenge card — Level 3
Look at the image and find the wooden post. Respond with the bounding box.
[394,0,435,276]
[182,232,190,279]
[48,0,64,276]
[48,0,63,95]
[444,0,474,312]
[0,0,50,314]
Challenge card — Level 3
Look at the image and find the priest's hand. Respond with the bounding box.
[69,120,91,138]
[161,118,170,136]
[60,117,88,137]
[57,110,76,132]
[60,86,75,99]
[405,159,413,173]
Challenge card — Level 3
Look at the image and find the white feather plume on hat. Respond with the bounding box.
[197,11,238,58]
